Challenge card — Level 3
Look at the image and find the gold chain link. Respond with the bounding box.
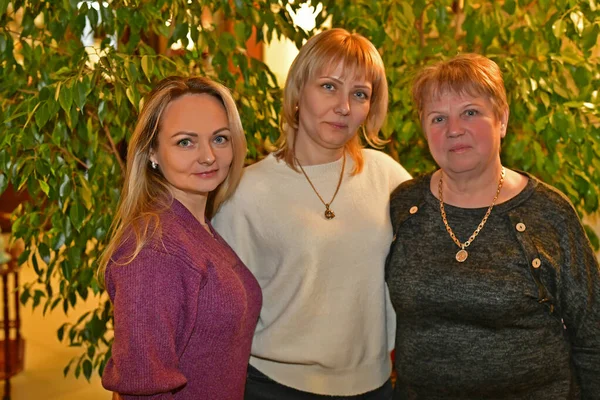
[295,152,346,210]
[439,167,505,250]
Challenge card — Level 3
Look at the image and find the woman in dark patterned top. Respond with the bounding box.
[386,54,600,399]
[98,76,261,400]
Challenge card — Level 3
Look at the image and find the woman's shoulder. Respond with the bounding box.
[391,173,431,199]
[361,149,412,184]
[110,213,205,274]
[361,148,402,169]
[243,153,283,177]
[521,173,580,220]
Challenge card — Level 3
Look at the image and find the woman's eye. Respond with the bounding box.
[177,138,192,147]
[355,91,370,100]
[213,135,229,145]
[465,109,478,117]
[322,83,335,91]
[431,116,445,124]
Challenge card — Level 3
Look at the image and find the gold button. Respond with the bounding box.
[516,223,526,232]
[409,206,418,214]
[532,258,541,268]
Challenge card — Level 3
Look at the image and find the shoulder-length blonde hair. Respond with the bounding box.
[98,76,246,281]
[277,28,388,174]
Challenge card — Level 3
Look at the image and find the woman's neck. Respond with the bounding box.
[434,164,504,208]
[171,189,208,224]
[432,166,529,208]
[293,130,347,166]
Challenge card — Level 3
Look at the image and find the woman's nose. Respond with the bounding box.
[198,144,215,165]
[447,117,464,137]
[334,95,350,116]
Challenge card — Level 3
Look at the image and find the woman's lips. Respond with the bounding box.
[193,170,217,178]
[449,144,471,153]
[326,122,348,129]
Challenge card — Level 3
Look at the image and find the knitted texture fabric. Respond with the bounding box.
[213,149,412,396]
[386,172,600,399]
[101,199,262,399]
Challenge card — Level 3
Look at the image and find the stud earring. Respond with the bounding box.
[151,161,158,169]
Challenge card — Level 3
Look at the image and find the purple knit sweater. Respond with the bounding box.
[101,199,262,399]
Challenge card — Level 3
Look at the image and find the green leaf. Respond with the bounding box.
[38,242,51,264]
[20,288,31,305]
[35,102,51,129]
[59,82,73,113]
[234,21,249,43]
[69,201,85,231]
[98,100,107,125]
[32,290,46,310]
[582,24,599,50]
[39,179,50,196]
[73,80,88,110]
[58,323,69,341]
[0,173,7,194]
[141,55,153,81]
[552,19,565,38]
[82,359,93,381]
[0,0,8,16]
[502,0,516,14]
[79,178,93,210]
[87,345,95,359]
[59,175,72,199]
[569,11,584,36]
[584,225,599,250]
[63,358,74,377]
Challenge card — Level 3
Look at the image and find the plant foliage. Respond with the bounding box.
[1,0,599,379]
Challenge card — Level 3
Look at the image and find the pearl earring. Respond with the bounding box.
[151,161,158,169]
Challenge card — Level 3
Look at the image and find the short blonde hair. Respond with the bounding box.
[277,28,388,174]
[98,76,246,282]
[412,53,509,123]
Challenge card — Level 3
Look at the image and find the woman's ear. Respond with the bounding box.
[149,149,157,165]
[500,109,509,138]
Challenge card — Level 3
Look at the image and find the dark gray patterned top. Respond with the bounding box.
[386,172,600,400]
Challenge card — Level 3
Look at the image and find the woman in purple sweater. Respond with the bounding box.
[98,76,262,400]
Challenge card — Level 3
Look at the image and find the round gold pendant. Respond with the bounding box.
[324,209,335,219]
[456,249,468,262]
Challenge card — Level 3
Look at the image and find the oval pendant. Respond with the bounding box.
[324,209,335,219]
[456,249,468,262]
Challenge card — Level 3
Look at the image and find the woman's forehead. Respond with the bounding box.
[315,63,372,84]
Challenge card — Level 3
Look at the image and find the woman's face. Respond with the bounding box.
[150,93,233,202]
[295,63,372,160]
[422,90,507,176]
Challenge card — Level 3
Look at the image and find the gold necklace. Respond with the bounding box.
[295,152,346,220]
[438,167,505,262]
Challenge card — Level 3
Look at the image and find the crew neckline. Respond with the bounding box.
[423,170,538,215]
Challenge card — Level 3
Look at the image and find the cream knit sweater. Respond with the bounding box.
[213,149,411,396]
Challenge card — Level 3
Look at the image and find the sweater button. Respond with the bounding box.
[532,258,541,268]
[516,222,526,232]
[409,206,418,214]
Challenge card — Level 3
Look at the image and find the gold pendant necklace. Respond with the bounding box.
[295,152,346,220]
[439,167,505,262]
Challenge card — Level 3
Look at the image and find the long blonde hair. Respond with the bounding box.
[98,76,246,282]
[277,28,389,174]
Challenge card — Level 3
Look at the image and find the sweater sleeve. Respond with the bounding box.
[556,210,600,397]
[212,195,257,270]
[375,151,412,193]
[559,217,600,399]
[102,249,199,399]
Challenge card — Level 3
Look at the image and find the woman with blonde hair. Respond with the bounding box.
[213,28,411,399]
[99,76,262,400]
[387,53,600,398]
